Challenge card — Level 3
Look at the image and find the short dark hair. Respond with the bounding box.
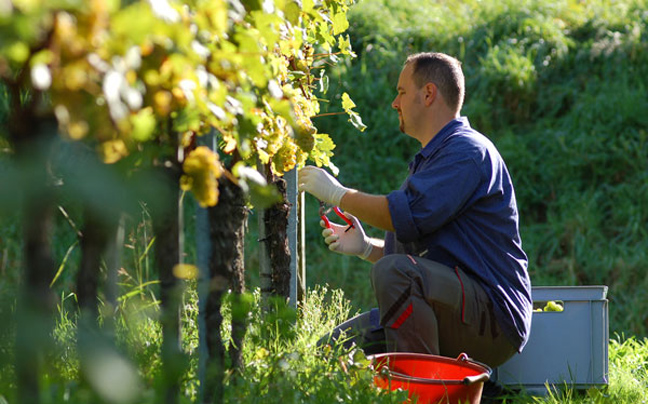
[405,52,465,113]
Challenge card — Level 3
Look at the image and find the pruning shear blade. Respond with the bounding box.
[319,201,354,232]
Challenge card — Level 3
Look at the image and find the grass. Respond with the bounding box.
[1,241,647,403]
[0,201,646,403]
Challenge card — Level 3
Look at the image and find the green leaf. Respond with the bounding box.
[315,19,335,51]
[331,11,349,35]
[341,92,356,112]
[302,0,314,13]
[131,108,157,142]
[234,28,268,87]
[249,181,282,208]
[3,41,29,63]
[309,133,337,170]
[318,69,329,94]
[348,111,367,132]
[226,292,255,322]
[252,11,281,46]
[111,3,156,47]
[314,133,335,153]
[338,34,356,57]
[269,98,297,128]
[284,0,301,25]
[241,0,263,12]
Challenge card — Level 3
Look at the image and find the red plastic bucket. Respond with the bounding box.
[370,352,491,404]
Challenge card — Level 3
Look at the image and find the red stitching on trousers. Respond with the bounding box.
[391,302,413,329]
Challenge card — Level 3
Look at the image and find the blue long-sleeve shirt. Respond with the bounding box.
[385,117,532,351]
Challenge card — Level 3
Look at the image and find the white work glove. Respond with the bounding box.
[320,213,373,260]
[298,166,349,206]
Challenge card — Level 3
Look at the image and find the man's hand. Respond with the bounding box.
[320,213,373,260]
[298,166,349,206]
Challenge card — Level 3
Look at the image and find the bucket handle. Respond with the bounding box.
[461,373,490,385]
[455,353,492,385]
[379,366,465,385]
[378,366,490,386]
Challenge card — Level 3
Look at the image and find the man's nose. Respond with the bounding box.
[391,96,399,109]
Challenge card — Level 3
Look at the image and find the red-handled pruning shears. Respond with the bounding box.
[319,200,355,232]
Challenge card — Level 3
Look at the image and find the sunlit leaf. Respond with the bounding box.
[4,41,29,63]
[338,34,356,57]
[318,69,329,94]
[110,2,157,48]
[130,107,157,142]
[341,92,356,112]
[284,0,301,25]
[348,111,367,132]
[0,0,12,16]
[331,11,349,35]
[248,181,282,208]
[302,0,314,13]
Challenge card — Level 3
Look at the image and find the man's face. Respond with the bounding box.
[391,63,424,136]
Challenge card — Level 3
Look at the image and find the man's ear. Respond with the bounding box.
[423,83,437,106]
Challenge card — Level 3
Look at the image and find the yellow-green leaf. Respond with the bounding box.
[131,107,157,142]
[4,41,29,63]
[331,11,348,35]
[284,0,301,25]
[341,92,356,112]
[302,0,314,13]
[338,34,356,57]
[348,111,367,132]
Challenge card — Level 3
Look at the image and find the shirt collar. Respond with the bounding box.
[419,117,470,158]
[408,117,470,172]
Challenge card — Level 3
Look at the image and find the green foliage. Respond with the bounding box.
[222,287,400,403]
[0,0,365,209]
[314,0,648,340]
[2,274,648,403]
[0,280,412,403]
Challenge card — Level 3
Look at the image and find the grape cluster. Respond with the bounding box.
[272,137,299,174]
[180,146,222,207]
[533,300,564,312]
[295,117,316,153]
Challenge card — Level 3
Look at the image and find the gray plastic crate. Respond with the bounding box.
[494,286,609,394]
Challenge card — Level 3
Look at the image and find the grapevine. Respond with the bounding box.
[0,0,363,401]
[2,0,363,205]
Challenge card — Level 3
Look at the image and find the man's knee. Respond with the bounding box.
[371,254,421,302]
[371,255,408,290]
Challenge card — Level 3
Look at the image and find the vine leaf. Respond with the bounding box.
[341,92,366,132]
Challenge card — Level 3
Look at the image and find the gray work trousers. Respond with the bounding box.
[322,254,517,368]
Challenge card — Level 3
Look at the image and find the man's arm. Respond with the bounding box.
[339,190,395,232]
[297,165,396,231]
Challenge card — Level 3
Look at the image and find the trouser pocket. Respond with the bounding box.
[372,255,474,327]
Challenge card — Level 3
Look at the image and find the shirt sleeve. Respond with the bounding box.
[387,153,483,244]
